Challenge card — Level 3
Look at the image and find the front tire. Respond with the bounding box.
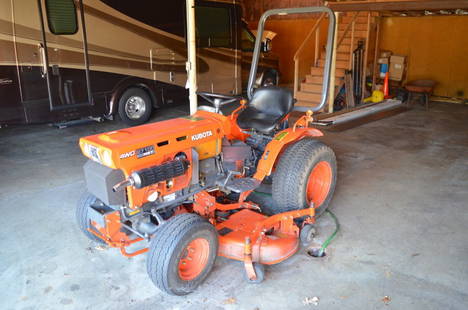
[271,139,337,216]
[146,213,218,295]
[118,87,152,126]
[76,192,105,244]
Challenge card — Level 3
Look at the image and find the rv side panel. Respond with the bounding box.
[0,0,25,124]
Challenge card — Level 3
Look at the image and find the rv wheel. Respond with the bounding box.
[118,87,152,126]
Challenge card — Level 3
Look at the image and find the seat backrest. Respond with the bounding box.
[248,86,294,117]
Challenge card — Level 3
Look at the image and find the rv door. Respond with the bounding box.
[13,0,92,122]
[195,2,239,95]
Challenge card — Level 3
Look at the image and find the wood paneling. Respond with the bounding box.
[328,0,468,12]
[243,0,322,22]
[250,17,327,83]
[379,16,468,98]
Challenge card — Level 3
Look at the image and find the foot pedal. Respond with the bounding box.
[226,177,261,193]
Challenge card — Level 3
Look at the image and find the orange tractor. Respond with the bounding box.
[77,7,337,295]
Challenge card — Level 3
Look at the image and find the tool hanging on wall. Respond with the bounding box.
[344,70,355,108]
[352,40,365,104]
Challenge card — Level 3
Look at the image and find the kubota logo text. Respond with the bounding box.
[192,130,213,141]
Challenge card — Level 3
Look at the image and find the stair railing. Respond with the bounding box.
[293,10,375,111]
[336,12,359,71]
[336,12,359,52]
[293,12,326,97]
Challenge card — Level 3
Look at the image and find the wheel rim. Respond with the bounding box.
[306,161,332,207]
[178,238,210,281]
[125,96,146,120]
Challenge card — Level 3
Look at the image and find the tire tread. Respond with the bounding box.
[76,192,104,243]
[146,213,217,295]
[271,139,337,215]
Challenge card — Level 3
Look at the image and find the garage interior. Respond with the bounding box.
[1,0,467,309]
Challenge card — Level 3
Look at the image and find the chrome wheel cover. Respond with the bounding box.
[125,96,146,119]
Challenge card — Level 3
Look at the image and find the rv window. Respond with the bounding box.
[195,6,233,48]
[100,0,185,37]
[45,0,78,35]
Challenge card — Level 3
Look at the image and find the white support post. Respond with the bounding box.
[186,0,198,115]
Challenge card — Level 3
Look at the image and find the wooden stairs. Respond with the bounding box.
[295,12,377,111]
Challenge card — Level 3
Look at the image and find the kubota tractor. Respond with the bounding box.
[77,7,337,295]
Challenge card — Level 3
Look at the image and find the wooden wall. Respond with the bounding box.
[379,16,468,98]
[249,18,327,84]
[244,0,326,84]
[243,0,322,22]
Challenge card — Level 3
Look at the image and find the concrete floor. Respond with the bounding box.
[1,103,467,310]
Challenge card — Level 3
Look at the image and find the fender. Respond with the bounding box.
[254,127,323,180]
[108,77,159,116]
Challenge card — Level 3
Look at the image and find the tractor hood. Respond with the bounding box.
[79,113,224,171]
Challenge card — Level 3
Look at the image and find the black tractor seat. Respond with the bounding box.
[236,86,295,134]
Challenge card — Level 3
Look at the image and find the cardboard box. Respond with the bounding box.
[380,50,392,58]
[389,55,405,81]
[377,57,389,64]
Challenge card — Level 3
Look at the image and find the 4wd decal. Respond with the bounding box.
[119,150,135,159]
[137,145,155,158]
[191,130,213,141]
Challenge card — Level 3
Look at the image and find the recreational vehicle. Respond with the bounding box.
[0,0,279,126]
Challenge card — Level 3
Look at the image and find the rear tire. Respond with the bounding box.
[118,87,152,126]
[76,192,105,244]
[146,213,218,295]
[271,139,337,216]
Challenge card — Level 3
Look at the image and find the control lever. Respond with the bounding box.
[112,178,134,192]
[222,170,242,187]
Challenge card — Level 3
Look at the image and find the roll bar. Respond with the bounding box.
[247,7,336,112]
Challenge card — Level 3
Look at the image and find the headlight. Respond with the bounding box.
[80,142,115,168]
[101,149,114,167]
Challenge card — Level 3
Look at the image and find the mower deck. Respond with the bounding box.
[217,208,308,265]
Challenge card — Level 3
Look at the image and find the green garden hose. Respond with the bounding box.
[317,209,339,257]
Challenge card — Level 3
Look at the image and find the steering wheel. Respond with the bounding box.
[197,92,241,107]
